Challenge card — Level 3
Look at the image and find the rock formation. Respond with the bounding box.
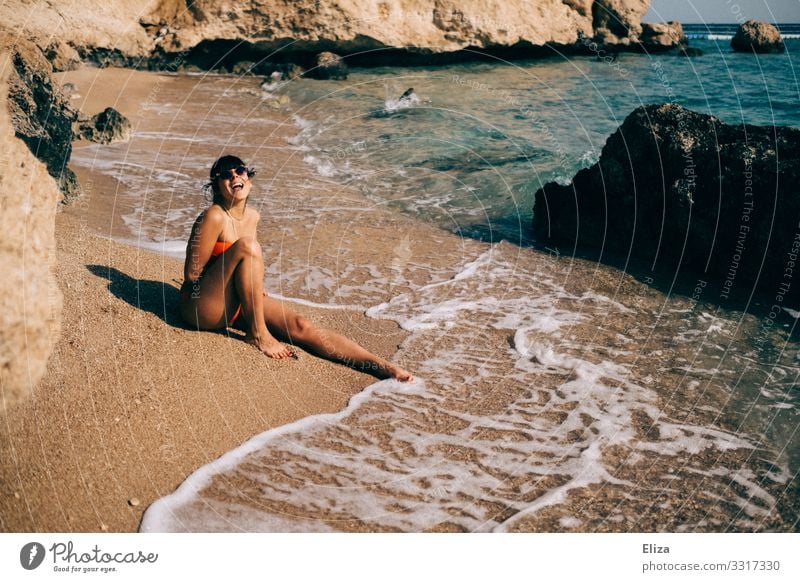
[533,104,800,303]
[731,20,785,54]
[78,107,132,144]
[1,0,157,62]
[159,0,595,55]
[639,21,686,51]
[0,51,63,412]
[592,0,649,44]
[2,1,656,70]
[2,31,81,202]
[43,39,82,72]
[307,52,349,80]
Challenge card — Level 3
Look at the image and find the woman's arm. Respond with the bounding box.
[183,207,225,284]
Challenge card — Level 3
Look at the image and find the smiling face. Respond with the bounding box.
[209,156,254,208]
[216,168,252,205]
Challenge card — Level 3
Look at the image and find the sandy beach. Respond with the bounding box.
[0,67,408,532]
[2,52,798,534]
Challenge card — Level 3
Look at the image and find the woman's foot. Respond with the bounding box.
[389,364,414,382]
[246,333,295,359]
[372,360,414,382]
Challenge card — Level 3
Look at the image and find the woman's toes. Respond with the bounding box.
[396,368,413,382]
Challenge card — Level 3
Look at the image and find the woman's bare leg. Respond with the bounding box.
[229,238,293,359]
[261,295,413,381]
[180,237,293,359]
[180,236,405,372]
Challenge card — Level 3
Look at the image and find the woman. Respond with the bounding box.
[179,154,412,381]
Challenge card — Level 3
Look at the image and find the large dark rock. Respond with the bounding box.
[533,104,800,303]
[731,20,785,54]
[2,32,81,201]
[78,107,132,144]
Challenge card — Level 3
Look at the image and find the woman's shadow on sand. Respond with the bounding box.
[87,265,188,329]
[88,264,246,338]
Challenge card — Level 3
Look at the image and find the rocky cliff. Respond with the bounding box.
[1,1,160,65]
[0,51,63,412]
[2,31,81,201]
[2,1,656,69]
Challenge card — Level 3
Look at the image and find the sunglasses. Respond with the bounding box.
[215,166,256,181]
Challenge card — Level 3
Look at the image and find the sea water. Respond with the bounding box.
[70,38,800,531]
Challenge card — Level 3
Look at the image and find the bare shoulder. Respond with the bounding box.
[247,207,261,222]
[200,205,226,226]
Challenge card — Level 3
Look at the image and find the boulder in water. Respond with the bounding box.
[639,21,686,51]
[532,103,800,303]
[78,107,132,144]
[307,51,348,80]
[731,20,785,53]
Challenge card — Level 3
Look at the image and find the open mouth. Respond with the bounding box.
[232,183,244,191]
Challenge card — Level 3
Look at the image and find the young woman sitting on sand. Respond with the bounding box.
[179,154,413,381]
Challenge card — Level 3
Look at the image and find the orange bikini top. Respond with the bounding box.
[212,240,235,257]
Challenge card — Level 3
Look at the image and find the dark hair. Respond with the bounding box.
[205,155,253,206]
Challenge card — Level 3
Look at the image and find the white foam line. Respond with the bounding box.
[494,441,629,532]
[367,248,494,318]
[413,247,495,292]
[269,293,367,312]
[139,377,427,532]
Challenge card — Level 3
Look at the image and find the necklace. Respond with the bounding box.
[222,205,244,238]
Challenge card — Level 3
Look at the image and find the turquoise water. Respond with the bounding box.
[284,39,800,245]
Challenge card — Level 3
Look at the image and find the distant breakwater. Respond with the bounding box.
[683,23,800,40]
